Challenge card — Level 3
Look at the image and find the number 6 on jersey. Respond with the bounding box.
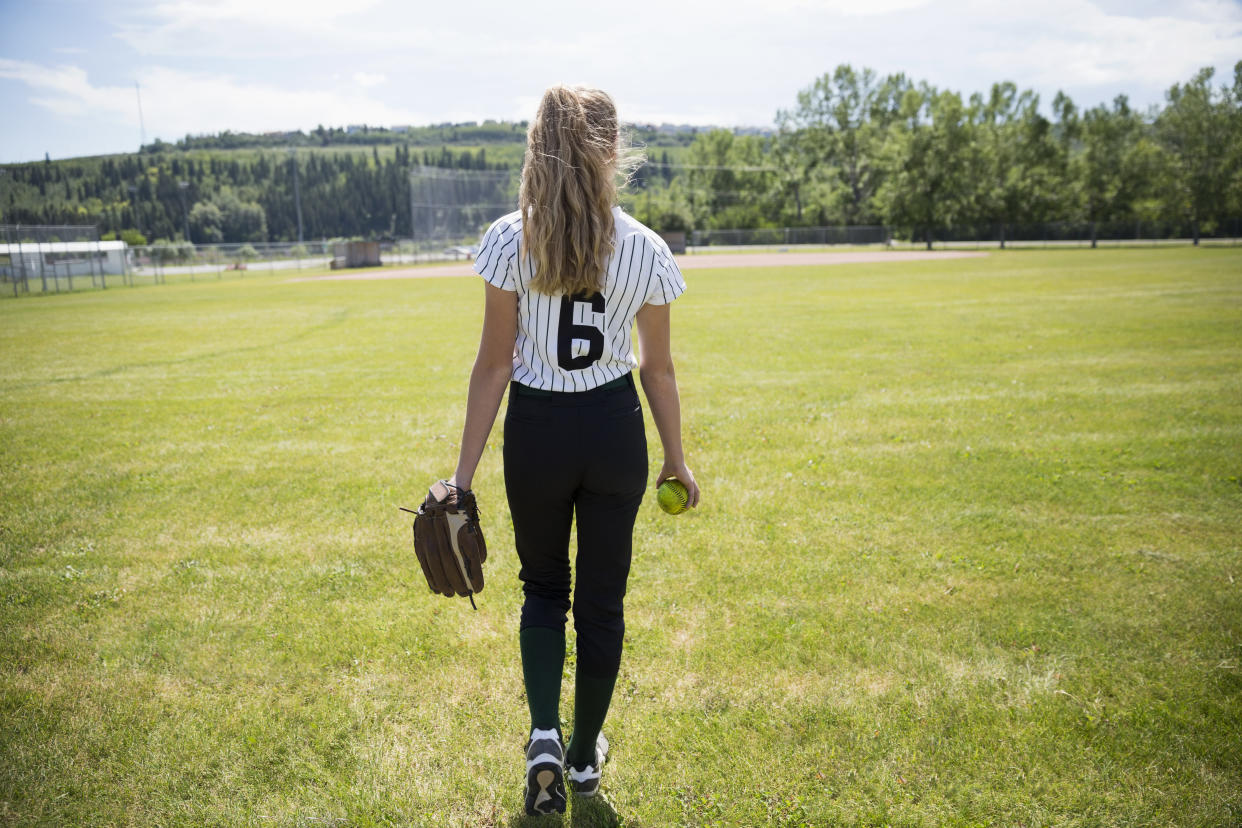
[557,291,605,371]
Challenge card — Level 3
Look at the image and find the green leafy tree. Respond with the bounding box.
[211,188,267,242]
[877,86,980,248]
[684,130,772,228]
[1072,96,1166,245]
[768,126,816,224]
[189,201,225,243]
[1156,65,1237,243]
[631,179,694,233]
[1228,62,1242,219]
[778,65,910,225]
[150,238,177,263]
[972,83,1065,244]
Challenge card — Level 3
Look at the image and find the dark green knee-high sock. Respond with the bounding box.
[566,669,617,768]
[520,626,565,733]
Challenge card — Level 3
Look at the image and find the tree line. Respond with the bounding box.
[143,121,530,152]
[1,144,514,244]
[1,62,1237,245]
[631,62,1240,245]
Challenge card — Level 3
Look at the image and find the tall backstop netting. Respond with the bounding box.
[408,166,519,251]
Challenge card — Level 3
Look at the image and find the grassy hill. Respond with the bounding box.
[0,123,697,243]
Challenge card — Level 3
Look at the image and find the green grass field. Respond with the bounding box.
[2,249,1240,826]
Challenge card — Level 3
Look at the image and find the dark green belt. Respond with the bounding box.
[512,374,631,397]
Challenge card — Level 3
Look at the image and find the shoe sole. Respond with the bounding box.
[525,763,566,815]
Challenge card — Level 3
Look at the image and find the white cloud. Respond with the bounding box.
[0,59,134,120]
[762,0,930,13]
[5,0,1241,162]
[352,72,387,88]
[0,59,432,137]
[141,0,379,26]
[114,0,390,56]
[965,0,1242,91]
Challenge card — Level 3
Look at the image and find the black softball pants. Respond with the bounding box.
[503,375,647,678]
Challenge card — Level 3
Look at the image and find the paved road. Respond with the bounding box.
[288,249,988,282]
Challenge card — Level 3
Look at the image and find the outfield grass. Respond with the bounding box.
[1,249,1239,826]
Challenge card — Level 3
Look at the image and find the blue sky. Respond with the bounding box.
[2,0,1240,163]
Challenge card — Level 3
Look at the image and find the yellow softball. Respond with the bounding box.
[657,479,689,515]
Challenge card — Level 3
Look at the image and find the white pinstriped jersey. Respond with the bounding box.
[472,206,686,392]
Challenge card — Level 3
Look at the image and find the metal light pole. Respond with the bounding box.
[135,82,147,149]
[289,148,304,243]
[127,184,141,237]
[177,180,191,242]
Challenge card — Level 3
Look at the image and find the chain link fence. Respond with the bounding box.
[692,226,889,247]
[2,225,123,295]
[1,224,100,244]
[6,219,1240,297]
[691,220,1242,250]
[409,166,518,249]
[125,239,480,285]
[3,238,481,295]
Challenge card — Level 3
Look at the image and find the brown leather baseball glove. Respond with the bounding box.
[401,480,487,609]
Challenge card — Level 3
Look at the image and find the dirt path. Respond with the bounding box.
[288,249,987,282]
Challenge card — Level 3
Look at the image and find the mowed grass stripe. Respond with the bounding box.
[1,249,1240,826]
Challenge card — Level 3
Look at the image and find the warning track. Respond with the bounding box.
[287,249,987,283]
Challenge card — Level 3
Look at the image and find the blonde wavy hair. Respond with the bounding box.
[520,85,642,295]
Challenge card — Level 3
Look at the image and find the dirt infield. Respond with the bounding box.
[287,249,987,283]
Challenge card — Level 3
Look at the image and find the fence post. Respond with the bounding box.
[39,245,50,292]
[16,239,26,294]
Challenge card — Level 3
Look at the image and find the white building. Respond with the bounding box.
[0,240,128,282]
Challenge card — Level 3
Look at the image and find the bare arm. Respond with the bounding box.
[635,302,701,508]
[450,281,518,490]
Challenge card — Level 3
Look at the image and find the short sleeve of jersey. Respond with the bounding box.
[472,215,518,291]
[644,239,686,306]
